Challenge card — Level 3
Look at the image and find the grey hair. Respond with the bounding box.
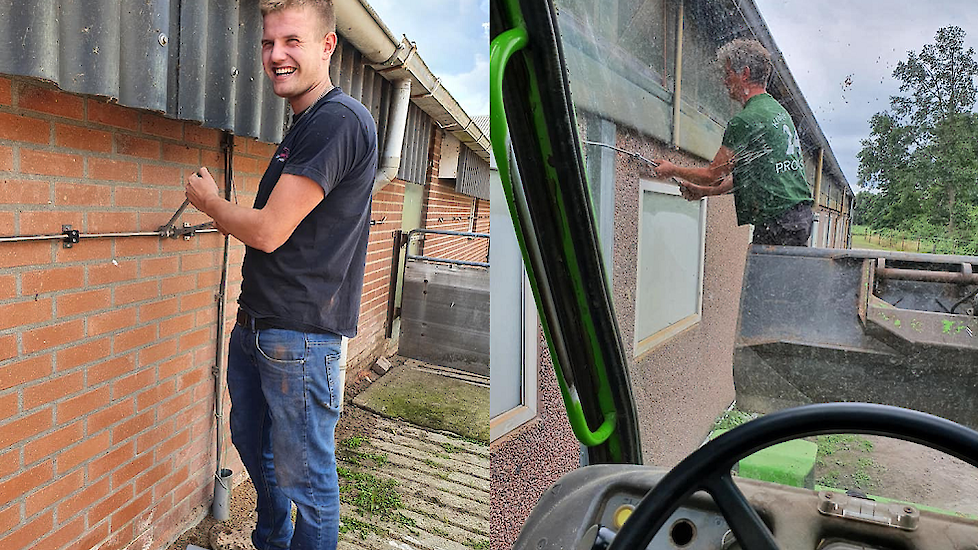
[717,39,772,86]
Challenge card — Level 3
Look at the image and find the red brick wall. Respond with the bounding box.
[0,76,489,550]
[420,129,490,264]
[0,76,257,550]
[347,179,404,376]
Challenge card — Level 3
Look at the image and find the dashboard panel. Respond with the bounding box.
[515,464,978,550]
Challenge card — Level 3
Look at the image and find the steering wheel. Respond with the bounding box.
[607,402,978,550]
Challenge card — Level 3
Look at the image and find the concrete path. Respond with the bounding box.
[209,358,489,550]
[353,358,490,443]
[335,416,489,550]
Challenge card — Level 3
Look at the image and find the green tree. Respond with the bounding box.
[857,26,978,234]
[852,191,885,226]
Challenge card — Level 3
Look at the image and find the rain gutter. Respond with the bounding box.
[334,0,491,174]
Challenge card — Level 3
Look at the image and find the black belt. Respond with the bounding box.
[236,309,278,331]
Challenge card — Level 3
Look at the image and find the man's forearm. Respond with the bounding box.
[684,177,732,198]
[200,195,280,252]
[669,164,726,186]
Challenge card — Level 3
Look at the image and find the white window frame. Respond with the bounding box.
[633,179,707,358]
[490,272,539,442]
[489,143,539,443]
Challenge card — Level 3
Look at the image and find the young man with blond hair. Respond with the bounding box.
[185,1,377,548]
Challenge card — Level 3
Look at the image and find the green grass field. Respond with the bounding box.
[850,225,936,253]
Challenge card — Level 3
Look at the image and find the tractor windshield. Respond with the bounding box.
[490,0,978,537]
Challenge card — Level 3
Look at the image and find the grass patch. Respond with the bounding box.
[431,525,452,538]
[815,434,873,456]
[466,539,490,550]
[361,451,389,467]
[812,435,885,492]
[337,467,417,530]
[337,436,388,468]
[439,442,464,454]
[711,408,757,432]
[341,436,368,449]
[339,516,384,539]
[817,470,841,488]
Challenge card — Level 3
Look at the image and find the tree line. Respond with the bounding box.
[855,26,978,243]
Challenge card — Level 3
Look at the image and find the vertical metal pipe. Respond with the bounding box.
[385,230,403,339]
[813,147,824,208]
[671,0,685,148]
[373,79,412,195]
[212,132,234,519]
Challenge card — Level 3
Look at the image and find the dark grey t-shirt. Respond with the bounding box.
[239,87,377,337]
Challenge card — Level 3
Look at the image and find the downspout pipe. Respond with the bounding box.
[372,78,412,195]
[212,132,234,521]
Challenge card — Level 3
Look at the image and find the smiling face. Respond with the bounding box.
[261,5,336,112]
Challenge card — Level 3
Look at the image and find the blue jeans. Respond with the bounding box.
[227,322,343,550]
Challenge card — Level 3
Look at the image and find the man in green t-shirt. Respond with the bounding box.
[652,38,814,246]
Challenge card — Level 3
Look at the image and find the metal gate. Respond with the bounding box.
[387,229,490,376]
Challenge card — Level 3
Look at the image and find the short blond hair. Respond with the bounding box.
[261,0,335,36]
[717,39,772,86]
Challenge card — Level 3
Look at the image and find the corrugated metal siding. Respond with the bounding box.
[331,36,394,152]
[1,0,172,110]
[0,2,409,147]
[0,0,287,143]
[397,103,431,185]
[0,2,444,159]
[176,1,287,142]
[456,145,490,201]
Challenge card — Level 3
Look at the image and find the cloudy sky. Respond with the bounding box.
[752,0,978,190]
[368,0,490,117]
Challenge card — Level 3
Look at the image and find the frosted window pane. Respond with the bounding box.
[635,189,703,343]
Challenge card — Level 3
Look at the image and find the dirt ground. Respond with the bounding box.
[823,435,978,516]
[717,409,978,518]
[166,374,380,550]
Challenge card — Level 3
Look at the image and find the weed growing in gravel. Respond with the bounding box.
[439,442,464,454]
[339,516,383,540]
[337,467,418,529]
[341,436,368,449]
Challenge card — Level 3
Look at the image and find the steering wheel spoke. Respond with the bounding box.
[705,473,779,550]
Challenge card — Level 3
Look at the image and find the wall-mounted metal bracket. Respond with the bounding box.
[62,225,80,248]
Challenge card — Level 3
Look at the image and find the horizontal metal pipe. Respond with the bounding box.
[752,244,978,265]
[0,227,219,244]
[406,228,489,240]
[405,254,488,268]
[79,231,162,239]
[876,267,978,285]
[0,234,66,243]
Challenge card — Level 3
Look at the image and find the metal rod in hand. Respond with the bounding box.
[582,140,659,167]
[162,198,192,232]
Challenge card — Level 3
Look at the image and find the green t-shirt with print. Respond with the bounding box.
[721,93,813,226]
